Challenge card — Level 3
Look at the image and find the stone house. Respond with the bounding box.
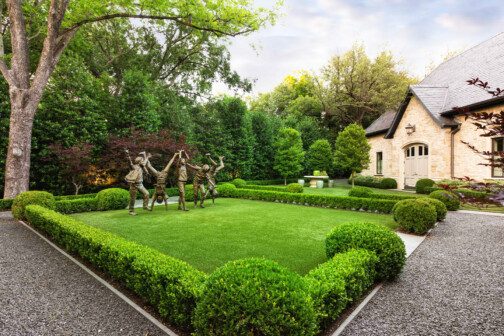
[361,33,504,189]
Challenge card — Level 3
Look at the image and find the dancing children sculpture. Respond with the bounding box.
[205,154,225,204]
[124,149,151,215]
[176,150,191,211]
[144,152,179,211]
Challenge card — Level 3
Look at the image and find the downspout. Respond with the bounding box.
[450,124,461,179]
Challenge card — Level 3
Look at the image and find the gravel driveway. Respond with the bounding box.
[0,212,166,336]
[340,212,504,336]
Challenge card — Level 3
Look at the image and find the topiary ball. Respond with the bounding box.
[216,183,237,197]
[96,188,129,210]
[193,258,316,335]
[415,178,435,194]
[287,183,304,193]
[380,178,397,189]
[421,198,447,221]
[348,186,373,198]
[231,178,246,188]
[429,190,460,211]
[393,199,437,235]
[12,191,55,220]
[325,222,406,280]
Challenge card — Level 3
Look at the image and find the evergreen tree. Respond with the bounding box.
[274,128,305,185]
[307,139,333,174]
[334,124,371,187]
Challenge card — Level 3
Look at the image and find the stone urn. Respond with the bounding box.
[297,179,305,187]
[316,180,324,189]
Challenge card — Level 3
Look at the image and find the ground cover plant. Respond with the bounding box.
[70,198,396,275]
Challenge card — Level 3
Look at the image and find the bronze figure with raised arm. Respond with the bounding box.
[124,149,151,215]
[176,150,191,211]
[205,153,225,204]
[182,151,210,208]
[145,152,179,211]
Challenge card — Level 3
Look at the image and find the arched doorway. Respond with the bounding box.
[404,143,429,188]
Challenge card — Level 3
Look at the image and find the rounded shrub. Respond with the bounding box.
[96,188,129,210]
[193,258,316,335]
[393,199,437,235]
[325,222,406,280]
[380,178,397,189]
[287,183,304,193]
[429,190,460,211]
[216,183,236,197]
[231,178,246,188]
[12,191,55,220]
[415,178,435,194]
[421,198,447,221]
[348,186,373,198]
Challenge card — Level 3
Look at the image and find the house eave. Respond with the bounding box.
[440,95,504,116]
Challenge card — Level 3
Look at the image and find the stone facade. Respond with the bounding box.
[361,97,504,189]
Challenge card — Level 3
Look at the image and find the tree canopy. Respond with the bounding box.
[333,124,370,186]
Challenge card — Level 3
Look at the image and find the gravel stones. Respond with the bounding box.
[340,212,504,336]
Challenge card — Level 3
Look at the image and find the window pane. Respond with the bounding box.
[419,146,423,156]
[493,166,503,177]
[377,152,383,174]
[411,147,415,157]
[425,146,429,155]
[493,138,504,152]
[406,149,410,157]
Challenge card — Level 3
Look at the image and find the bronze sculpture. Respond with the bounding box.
[205,154,225,204]
[187,158,210,208]
[176,150,191,211]
[124,149,151,215]
[145,152,179,211]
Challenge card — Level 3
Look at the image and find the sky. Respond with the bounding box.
[214,0,504,96]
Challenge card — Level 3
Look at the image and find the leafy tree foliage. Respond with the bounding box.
[249,111,281,180]
[274,128,305,185]
[334,124,371,187]
[307,139,333,173]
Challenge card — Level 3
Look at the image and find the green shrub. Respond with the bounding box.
[393,199,437,235]
[55,198,99,214]
[287,183,304,193]
[96,188,129,210]
[216,183,237,197]
[415,178,435,194]
[226,188,398,213]
[380,178,397,189]
[54,193,97,201]
[0,198,14,210]
[325,222,406,280]
[24,205,206,329]
[306,249,378,329]
[246,178,301,186]
[231,178,246,188]
[365,193,418,201]
[348,186,372,197]
[429,190,460,211]
[239,185,288,192]
[193,258,316,336]
[12,191,55,220]
[424,186,443,194]
[421,198,447,221]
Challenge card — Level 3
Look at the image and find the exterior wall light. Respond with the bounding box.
[405,123,416,135]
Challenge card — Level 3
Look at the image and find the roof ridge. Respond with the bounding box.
[421,32,504,83]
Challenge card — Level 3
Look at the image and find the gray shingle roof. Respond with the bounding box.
[415,32,504,120]
[365,32,504,137]
[365,110,397,136]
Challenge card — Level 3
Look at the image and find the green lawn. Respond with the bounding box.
[70,198,395,275]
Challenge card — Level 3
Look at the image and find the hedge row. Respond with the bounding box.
[54,193,98,201]
[0,198,14,210]
[348,187,418,201]
[219,188,397,213]
[24,205,206,330]
[239,184,290,192]
[349,176,398,189]
[55,198,99,214]
[424,186,489,199]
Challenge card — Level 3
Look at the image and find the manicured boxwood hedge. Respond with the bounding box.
[348,186,372,197]
[422,198,447,221]
[0,198,14,210]
[231,178,247,188]
[55,198,99,214]
[193,258,317,335]
[220,188,398,213]
[393,199,437,235]
[429,190,461,211]
[415,178,435,194]
[424,186,489,199]
[306,249,378,329]
[349,176,398,189]
[239,184,290,192]
[287,183,304,193]
[54,193,97,201]
[12,191,56,220]
[325,222,406,280]
[24,205,206,330]
[96,188,129,210]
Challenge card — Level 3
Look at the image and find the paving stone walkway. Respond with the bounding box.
[340,212,504,336]
[0,212,166,336]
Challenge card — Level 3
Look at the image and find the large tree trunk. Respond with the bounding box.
[3,88,42,199]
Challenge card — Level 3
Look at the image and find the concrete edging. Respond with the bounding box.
[17,219,179,336]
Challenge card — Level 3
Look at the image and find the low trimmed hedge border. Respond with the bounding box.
[349,176,398,189]
[0,198,14,210]
[55,198,99,214]
[217,187,398,213]
[24,205,206,330]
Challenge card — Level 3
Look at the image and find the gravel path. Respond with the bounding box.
[340,212,504,336]
[0,212,166,336]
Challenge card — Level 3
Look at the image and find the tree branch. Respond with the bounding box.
[59,14,254,38]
